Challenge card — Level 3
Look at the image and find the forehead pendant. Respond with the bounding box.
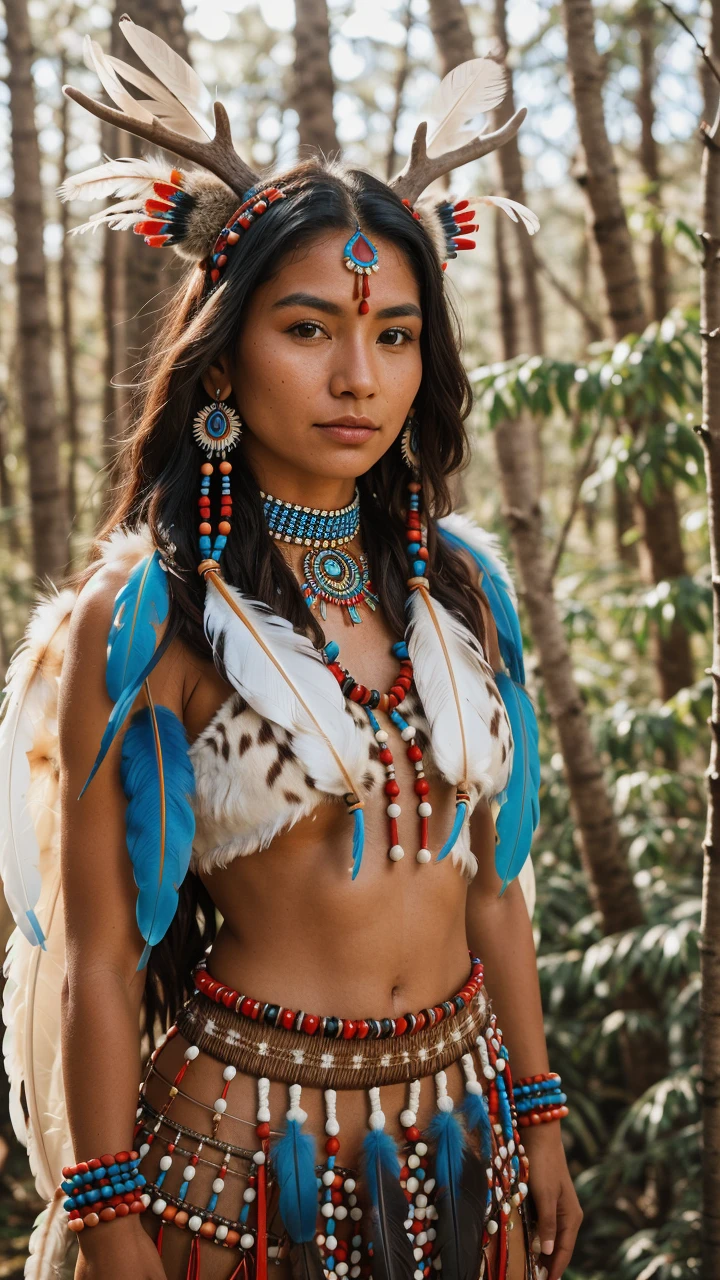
[343,225,379,315]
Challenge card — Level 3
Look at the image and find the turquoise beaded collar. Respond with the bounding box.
[260,487,360,548]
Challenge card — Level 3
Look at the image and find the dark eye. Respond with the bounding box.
[289,321,326,339]
[378,327,413,346]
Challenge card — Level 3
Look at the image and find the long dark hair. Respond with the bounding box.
[95,159,490,1042]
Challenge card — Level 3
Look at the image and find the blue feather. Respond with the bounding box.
[494,672,540,893]
[79,637,171,797]
[426,1108,467,1198]
[106,552,170,701]
[436,800,468,863]
[361,1127,402,1208]
[460,1092,492,1163]
[350,806,365,880]
[120,704,195,971]
[271,1117,318,1241]
[438,526,525,684]
[81,555,171,796]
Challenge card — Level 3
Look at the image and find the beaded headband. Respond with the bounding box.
[59,18,539,310]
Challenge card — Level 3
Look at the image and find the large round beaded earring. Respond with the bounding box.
[195,387,242,566]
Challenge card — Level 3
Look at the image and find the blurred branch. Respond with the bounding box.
[658,0,720,91]
[548,412,606,581]
[535,251,604,343]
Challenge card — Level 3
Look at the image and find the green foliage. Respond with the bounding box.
[470,311,703,504]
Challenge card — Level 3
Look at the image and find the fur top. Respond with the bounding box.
[189,676,512,880]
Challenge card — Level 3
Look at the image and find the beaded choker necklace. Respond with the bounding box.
[261,488,360,548]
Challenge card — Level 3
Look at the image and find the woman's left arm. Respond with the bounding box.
[465,828,582,1280]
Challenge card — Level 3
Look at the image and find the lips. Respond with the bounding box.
[316,416,378,429]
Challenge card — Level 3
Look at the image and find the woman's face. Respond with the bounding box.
[202,229,423,495]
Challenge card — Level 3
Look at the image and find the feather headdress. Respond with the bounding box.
[58,18,538,279]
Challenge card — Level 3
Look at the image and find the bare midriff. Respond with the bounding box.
[183,617,496,1024]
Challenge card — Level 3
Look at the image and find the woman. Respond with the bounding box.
[0,21,581,1280]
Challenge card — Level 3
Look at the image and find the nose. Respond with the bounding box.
[328,332,379,401]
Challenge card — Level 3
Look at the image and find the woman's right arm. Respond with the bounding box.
[59,570,167,1278]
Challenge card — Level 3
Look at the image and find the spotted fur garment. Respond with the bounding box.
[189,679,512,880]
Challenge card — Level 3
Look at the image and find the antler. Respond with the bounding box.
[62,89,258,198]
[389,109,527,207]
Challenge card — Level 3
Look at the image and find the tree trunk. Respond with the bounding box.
[697,9,720,1275]
[563,0,693,695]
[385,0,413,181]
[59,49,80,551]
[635,2,669,322]
[5,0,69,581]
[294,0,339,157]
[429,0,644,939]
[113,0,189,375]
[494,413,644,936]
[488,0,544,357]
[0,395,21,554]
[428,0,544,356]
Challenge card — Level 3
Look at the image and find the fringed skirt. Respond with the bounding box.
[134,956,540,1280]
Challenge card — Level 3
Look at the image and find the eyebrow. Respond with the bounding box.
[272,291,422,321]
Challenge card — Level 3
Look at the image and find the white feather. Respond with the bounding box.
[0,591,74,947]
[476,194,540,235]
[406,587,500,793]
[105,53,213,143]
[426,57,509,159]
[83,35,155,125]
[69,208,145,236]
[203,576,367,797]
[119,15,215,140]
[0,593,76,1278]
[25,1192,76,1280]
[58,155,176,204]
[437,512,518,606]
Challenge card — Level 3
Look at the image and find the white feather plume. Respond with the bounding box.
[0,591,76,1278]
[0,590,75,947]
[437,512,518,606]
[83,35,154,126]
[119,15,215,140]
[476,194,540,235]
[426,57,509,159]
[25,1192,77,1280]
[406,586,501,794]
[58,155,177,205]
[204,576,367,798]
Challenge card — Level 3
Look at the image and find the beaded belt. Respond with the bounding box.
[177,958,489,1088]
[136,956,535,1278]
[192,955,484,1039]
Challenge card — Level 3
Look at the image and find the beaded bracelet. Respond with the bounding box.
[513,1071,569,1126]
[61,1150,149,1232]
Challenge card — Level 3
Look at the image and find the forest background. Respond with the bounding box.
[0,0,714,1276]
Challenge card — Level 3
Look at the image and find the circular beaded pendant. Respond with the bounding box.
[192,401,243,456]
[302,547,379,625]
